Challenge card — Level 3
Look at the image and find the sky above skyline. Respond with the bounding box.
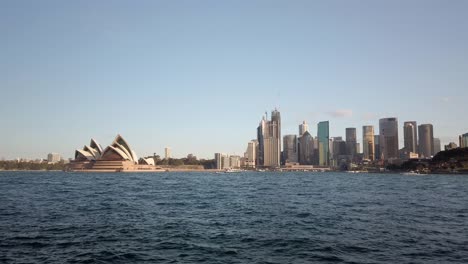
[1,0,468,160]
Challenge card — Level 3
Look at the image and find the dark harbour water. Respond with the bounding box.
[1,172,468,264]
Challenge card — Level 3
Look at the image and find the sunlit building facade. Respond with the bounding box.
[362,126,375,161]
[418,124,434,158]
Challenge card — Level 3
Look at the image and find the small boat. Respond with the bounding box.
[402,171,420,176]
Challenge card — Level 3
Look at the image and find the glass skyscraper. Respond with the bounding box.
[317,121,329,166]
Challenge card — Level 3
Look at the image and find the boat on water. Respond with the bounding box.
[215,168,243,174]
[401,171,421,176]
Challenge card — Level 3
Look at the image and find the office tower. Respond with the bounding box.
[403,121,418,153]
[222,155,231,169]
[229,155,241,168]
[418,124,434,158]
[47,153,61,163]
[331,137,346,162]
[165,147,171,159]
[362,126,375,161]
[298,131,314,165]
[299,121,308,136]
[374,135,381,160]
[460,133,468,148]
[345,128,357,157]
[379,118,399,161]
[215,153,223,170]
[257,117,267,166]
[258,109,281,168]
[318,121,330,166]
[245,140,257,168]
[283,135,298,164]
[433,138,441,155]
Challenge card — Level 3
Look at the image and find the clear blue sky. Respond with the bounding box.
[1,0,467,160]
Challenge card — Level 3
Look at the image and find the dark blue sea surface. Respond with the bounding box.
[1,171,468,263]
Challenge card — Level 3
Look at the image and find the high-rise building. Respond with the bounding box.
[433,138,441,156]
[257,117,267,166]
[379,118,399,161]
[460,133,468,148]
[374,135,381,160]
[317,121,330,166]
[283,135,298,164]
[165,147,171,159]
[403,121,417,153]
[331,137,346,164]
[362,126,375,161]
[229,155,241,168]
[258,109,281,168]
[418,124,434,158]
[215,153,223,170]
[298,131,314,165]
[299,121,308,136]
[244,140,258,168]
[47,153,61,163]
[345,128,357,158]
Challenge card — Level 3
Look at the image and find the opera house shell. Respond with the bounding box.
[67,135,163,172]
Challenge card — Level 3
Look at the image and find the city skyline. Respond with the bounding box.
[1,1,468,159]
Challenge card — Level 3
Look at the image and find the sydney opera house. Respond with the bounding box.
[67,135,164,172]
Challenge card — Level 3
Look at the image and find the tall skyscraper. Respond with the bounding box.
[299,121,308,136]
[258,109,281,168]
[298,131,314,165]
[215,153,223,170]
[433,138,441,156]
[418,124,434,158]
[459,133,468,148]
[362,126,375,161]
[331,137,346,165]
[345,128,357,158]
[256,117,267,166]
[379,118,399,161]
[317,121,329,166]
[283,135,298,164]
[374,135,381,160]
[403,121,417,153]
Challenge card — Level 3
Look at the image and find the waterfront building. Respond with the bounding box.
[222,155,230,169]
[433,138,441,155]
[379,118,399,161]
[244,140,257,168]
[215,153,223,170]
[333,138,347,160]
[298,131,314,165]
[403,121,418,153]
[229,155,241,169]
[283,135,298,164]
[47,153,61,163]
[418,124,434,158]
[318,121,330,166]
[165,147,171,159]
[68,135,163,172]
[257,109,281,168]
[299,121,308,136]
[346,128,357,158]
[362,126,375,161]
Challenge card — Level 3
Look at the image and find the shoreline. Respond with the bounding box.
[0,169,467,175]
